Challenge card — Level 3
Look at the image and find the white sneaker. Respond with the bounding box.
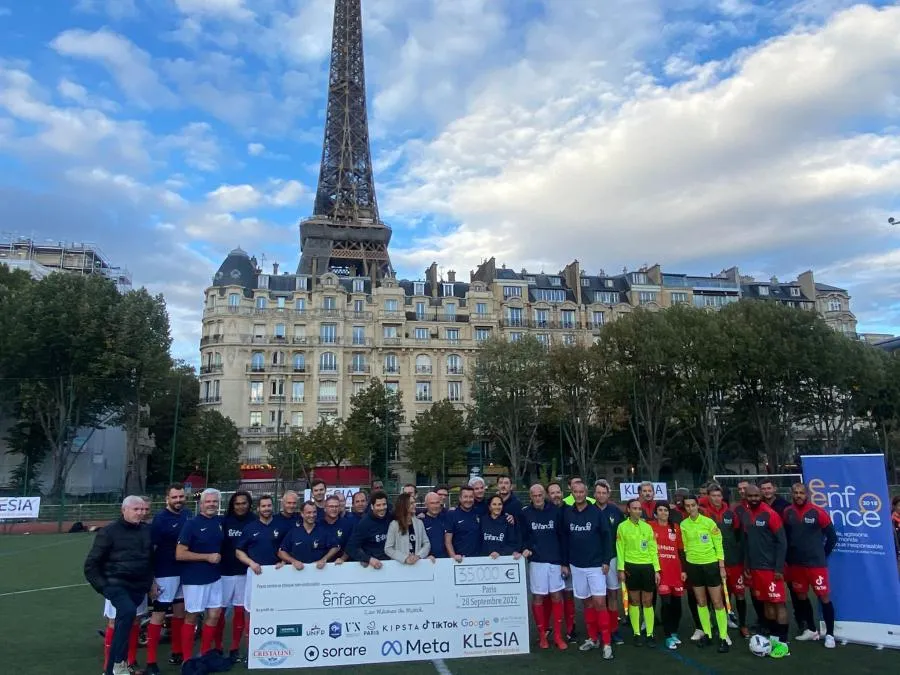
[724,635,733,646]
[112,662,130,675]
[690,629,706,642]
[727,613,738,629]
[672,634,682,645]
[824,635,836,649]
[602,644,614,660]
[796,629,820,641]
[578,639,598,652]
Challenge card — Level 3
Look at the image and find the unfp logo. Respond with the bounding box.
[808,479,882,528]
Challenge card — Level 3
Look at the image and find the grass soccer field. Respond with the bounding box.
[0,533,895,675]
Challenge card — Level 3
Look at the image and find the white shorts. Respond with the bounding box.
[221,574,246,608]
[564,570,574,592]
[570,565,608,600]
[182,580,224,614]
[243,568,254,611]
[529,562,565,595]
[155,576,183,604]
[103,596,148,619]
[606,557,621,591]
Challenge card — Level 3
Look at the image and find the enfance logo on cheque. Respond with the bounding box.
[253,641,293,667]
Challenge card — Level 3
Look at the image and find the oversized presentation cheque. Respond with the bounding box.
[247,556,530,669]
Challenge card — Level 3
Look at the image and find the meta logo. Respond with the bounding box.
[381,639,449,656]
[463,631,521,649]
[808,479,882,528]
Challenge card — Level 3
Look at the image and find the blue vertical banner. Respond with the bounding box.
[802,454,900,648]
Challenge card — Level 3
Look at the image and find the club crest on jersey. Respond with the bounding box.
[668,532,677,541]
[640,539,648,550]
[804,515,816,524]
[274,530,279,538]
[700,533,710,543]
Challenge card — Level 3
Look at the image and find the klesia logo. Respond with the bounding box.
[808,479,882,528]
[253,641,293,667]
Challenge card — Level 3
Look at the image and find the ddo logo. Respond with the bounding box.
[253,627,275,636]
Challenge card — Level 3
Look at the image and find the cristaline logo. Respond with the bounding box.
[808,479,882,528]
[253,641,293,667]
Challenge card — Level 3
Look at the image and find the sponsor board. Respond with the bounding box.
[0,496,41,520]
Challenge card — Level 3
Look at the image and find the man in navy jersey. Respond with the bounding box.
[595,480,626,645]
[175,488,224,659]
[279,501,339,568]
[145,484,189,672]
[309,480,327,521]
[547,482,576,639]
[235,495,283,612]
[759,479,790,517]
[436,486,450,511]
[272,491,299,546]
[219,491,254,661]
[421,492,449,558]
[521,483,566,651]
[347,490,391,568]
[319,495,354,562]
[783,483,838,648]
[446,486,481,560]
[469,477,488,515]
[498,475,524,520]
[347,491,368,524]
[562,482,614,659]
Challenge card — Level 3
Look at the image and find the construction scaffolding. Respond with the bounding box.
[0,236,132,292]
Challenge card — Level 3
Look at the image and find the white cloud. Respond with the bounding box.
[159,122,221,171]
[384,5,900,286]
[50,29,176,108]
[65,166,186,208]
[207,183,263,212]
[267,179,306,206]
[74,0,138,20]
[174,0,254,22]
[247,142,265,156]
[56,78,120,112]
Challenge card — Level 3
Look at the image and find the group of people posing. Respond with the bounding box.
[83,474,837,674]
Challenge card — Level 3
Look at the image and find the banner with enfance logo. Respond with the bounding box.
[802,454,900,649]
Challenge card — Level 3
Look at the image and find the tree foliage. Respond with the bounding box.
[146,362,200,485]
[343,378,404,482]
[181,409,241,484]
[406,399,472,482]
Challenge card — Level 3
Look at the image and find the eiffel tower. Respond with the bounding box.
[297,0,393,282]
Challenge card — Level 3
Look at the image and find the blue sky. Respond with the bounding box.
[1,0,899,363]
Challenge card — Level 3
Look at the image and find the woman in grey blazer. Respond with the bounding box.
[385,492,432,564]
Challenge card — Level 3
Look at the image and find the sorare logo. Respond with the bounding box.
[253,641,293,667]
[808,479,882,528]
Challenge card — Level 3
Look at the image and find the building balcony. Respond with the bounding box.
[350,338,373,346]
[412,337,431,345]
[271,335,288,343]
[317,394,338,403]
[199,364,223,375]
[316,309,344,319]
[447,366,464,375]
[268,394,286,403]
[292,336,308,344]
[242,425,278,436]
[381,311,406,321]
[381,337,402,346]
[319,366,338,375]
[200,334,224,346]
[500,319,525,328]
[383,367,400,375]
[448,396,464,403]
[415,365,433,375]
[249,396,265,405]
[317,336,341,345]
[198,396,221,405]
[415,394,433,402]
[348,311,373,320]
[348,364,370,374]
[291,365,307,374]
[290,396,305,403]
[246,364,268,373]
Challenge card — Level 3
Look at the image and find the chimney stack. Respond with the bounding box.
[447,270,456,283]
[272,262,279,275]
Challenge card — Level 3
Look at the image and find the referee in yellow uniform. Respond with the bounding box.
[616,499,660,647]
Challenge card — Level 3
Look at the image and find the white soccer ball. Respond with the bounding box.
[749,634,771,657]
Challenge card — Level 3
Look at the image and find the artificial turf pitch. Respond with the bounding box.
[0,533,895,675]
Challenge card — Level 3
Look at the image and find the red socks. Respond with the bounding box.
[214,619,225,651]
[103,626,114,670]
[170,617,184,657]
[127,624,139,665]
[231,607,246,652]
[531,602,547,634]
[543,601,552,631]
[584,606,599,641]
[597,607,611,646]
[551,601,567,649]
[181,622,196,660]
[200,623,216,655]
[146,623,163,665]
[564,595,575,635]
[608,608,619,633]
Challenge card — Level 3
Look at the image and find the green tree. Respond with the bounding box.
[266,430,319,483]
[181,409,241,484]
[344,378,404,482]
[146,363,200,485]
[598,310,681,480]
[0,274,121,496]
[546,344,624,479]
[405,399,472,482]
[313,420,366,485]
[470,336,549,482]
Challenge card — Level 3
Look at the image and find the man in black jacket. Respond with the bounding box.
[85,496,157,675]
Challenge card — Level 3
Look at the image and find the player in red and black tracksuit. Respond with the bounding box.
[738,485,789,645]
[650,503,686,645]
[783,483,838,645]
[704,486,748,636]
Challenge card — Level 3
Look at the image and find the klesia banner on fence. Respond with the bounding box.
[302,487,360,509]
[802,454,900,649]
[0,497,41,520]
[619,482,668,501]
[247,556,529,669]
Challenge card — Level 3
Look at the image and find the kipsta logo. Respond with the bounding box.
[329,622,342,639]
[381,640,403,656]
[253,641,293,667]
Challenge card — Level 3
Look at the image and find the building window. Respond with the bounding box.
[353,381,366,395]
[447,354,463,374]
[250,381,264,403]
[415,354,432,374]
[415,382,432,402]
[213,352,222,366]
[534,289,566,303]
[448,381,462,402]
[414,282,425,296]
[790,287,800,297]
[506,307,523,326]
[525,276,535,284]
[352,326,366,345]
[293,324,306,342]
[351,353,367,372]
[229,293,240,307]
[415,327,429,341]
[503,286,522,298]
[415,301,426,318]
[270,379,285,398]
[292,353,305,372]
[256,296,267,309]
[671,292,688,304]
[274,323,286,338]
[353,299,364,313]
[632,272,648,285]
[560,309,576,328]
[320,323,337,343]
[250,411,262,427]
[323,296,336,310]
[277,296,286,309]
[292,381,305,402]
[385,298,399,311]
[549,277,562,286]
[638,291,657,305]
[353,278,365,293]
[442,283,454,296]
[251,352,265,371]
[385,381,399,394]
[581,277,590,287]
[272,350,285,366]
[534,309,549,327]
[291,411,303,428]
[594,291,618,305]
[563,333,576,345]
[509,332,523,342]
[383,325,399,339]
[828,299,841,312]
[475,302,488,315]
[536,333,549,346]
[384,353,399,374]
[320,352,337,372]
[446,328,460,342]
[445,302,456,317]
[318,381,337,402]
[758,286,769,296]
[592,311,605,327]
[296,298,306,312]
[475,328,491,341]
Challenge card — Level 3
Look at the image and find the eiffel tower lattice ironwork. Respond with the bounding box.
[297,0,393,282]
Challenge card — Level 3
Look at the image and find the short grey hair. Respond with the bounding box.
[200,488,221,501]
[468,477,486,488]
[594,479,611,490]
[122,495,145,508]
[639,481,654,490]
